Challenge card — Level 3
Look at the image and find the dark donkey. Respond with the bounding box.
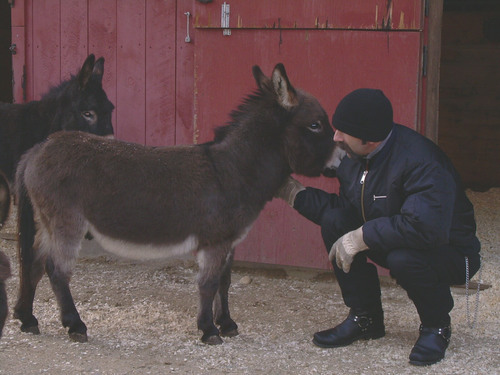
[0,53,114,183]
[0,54,114,338]
[15,63,339,345]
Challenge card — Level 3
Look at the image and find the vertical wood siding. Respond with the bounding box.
[13,0,427,271]
[21,0,179,146]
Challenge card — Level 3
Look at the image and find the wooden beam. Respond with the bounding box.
[425,0,444,143]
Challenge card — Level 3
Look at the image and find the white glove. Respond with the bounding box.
[329,226,368,273]
[275,177,305,207]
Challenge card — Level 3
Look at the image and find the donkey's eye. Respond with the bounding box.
[308,122,322,132]
[81,110,96,121]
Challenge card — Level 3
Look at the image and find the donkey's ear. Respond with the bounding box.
[78,54,96,89]
[271,63,298,110]
[252,65,274,93]
[92,57,105,84]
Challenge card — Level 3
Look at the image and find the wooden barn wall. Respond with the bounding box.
[438,8,500,188]
[192,0,425,270]
[16,0,195,147]
[10,0,429,270]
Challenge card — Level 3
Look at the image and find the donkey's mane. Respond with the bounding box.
[211,88,285,144]
[41,77,75,101]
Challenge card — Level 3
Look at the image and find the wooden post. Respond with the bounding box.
[424,0,443,143]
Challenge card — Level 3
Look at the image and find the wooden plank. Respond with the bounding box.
[32,0,61,99]
[116,0,146,144]
[60,0,88,80]
[175,2,195,145]
[145,0,176,147]
[194,0,423,30]
[424,0,443,143]
[10,0,25,27]
[116,0,146,143]
[11,26,24,103]
[24,0,34,101]
[89,0,118,131]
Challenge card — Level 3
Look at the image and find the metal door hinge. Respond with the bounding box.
[9,44,17,55]
[221,2,231,36]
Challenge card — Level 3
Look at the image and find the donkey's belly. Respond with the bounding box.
[88,225,199,260]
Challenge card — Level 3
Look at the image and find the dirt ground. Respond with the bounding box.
[0,189,498,375]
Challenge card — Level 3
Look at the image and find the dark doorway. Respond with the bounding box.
[438,0,500,189]
[0,0,13,103]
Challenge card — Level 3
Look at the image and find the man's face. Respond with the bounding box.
[333,129,379,160]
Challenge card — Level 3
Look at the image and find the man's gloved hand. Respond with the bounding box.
[275,177,305,207]
[329,226,368,273]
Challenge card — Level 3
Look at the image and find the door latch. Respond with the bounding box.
[221,2,231,36]
[184,12,191,43]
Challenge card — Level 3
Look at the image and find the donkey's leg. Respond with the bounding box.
[45,256,87,342]
[0,251,11,338]
[14,186,44,334]
[196,245,231,345]
[214,248,238,337]
[13,251,46,335]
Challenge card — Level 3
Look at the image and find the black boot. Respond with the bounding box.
[312,309,385,348]
[409,324,451,366]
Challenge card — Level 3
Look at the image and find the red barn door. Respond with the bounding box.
[193,0,425,269]
[10,0,193,147]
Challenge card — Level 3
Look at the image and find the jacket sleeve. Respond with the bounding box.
[292,187,343,226]
[362,161,456,251]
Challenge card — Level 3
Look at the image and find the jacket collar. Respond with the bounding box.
[362,124,397,167]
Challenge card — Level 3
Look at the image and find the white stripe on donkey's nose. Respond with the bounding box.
[88,225,199,260]
[324,147,347,170]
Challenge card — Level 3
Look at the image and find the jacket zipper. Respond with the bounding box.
[360,160,369,222]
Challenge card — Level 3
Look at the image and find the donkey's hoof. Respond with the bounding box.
[221,328,239,338]
[202,334,223,345]
[69,331,88,343]
[20,324,40,335]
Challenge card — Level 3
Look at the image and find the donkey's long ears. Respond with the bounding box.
[253,64,298,109]
[78,54,96,89]
[271,63,298,110]
[92,57,105,84]
[252,65,274,93]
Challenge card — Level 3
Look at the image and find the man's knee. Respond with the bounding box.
[386,249,440,288]
[386,251,413,276]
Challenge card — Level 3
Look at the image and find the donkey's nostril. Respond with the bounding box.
[324,147,347,172]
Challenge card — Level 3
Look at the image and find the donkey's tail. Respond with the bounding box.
[15,145,40,292]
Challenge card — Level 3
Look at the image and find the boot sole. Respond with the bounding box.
[312,331,385,348]
[409,356,444,366]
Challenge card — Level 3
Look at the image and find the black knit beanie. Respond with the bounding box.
[332,88,393,142]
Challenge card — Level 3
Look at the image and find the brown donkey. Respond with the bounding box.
[15,63,339,345]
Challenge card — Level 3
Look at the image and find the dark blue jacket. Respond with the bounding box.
[294,124,480,257]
